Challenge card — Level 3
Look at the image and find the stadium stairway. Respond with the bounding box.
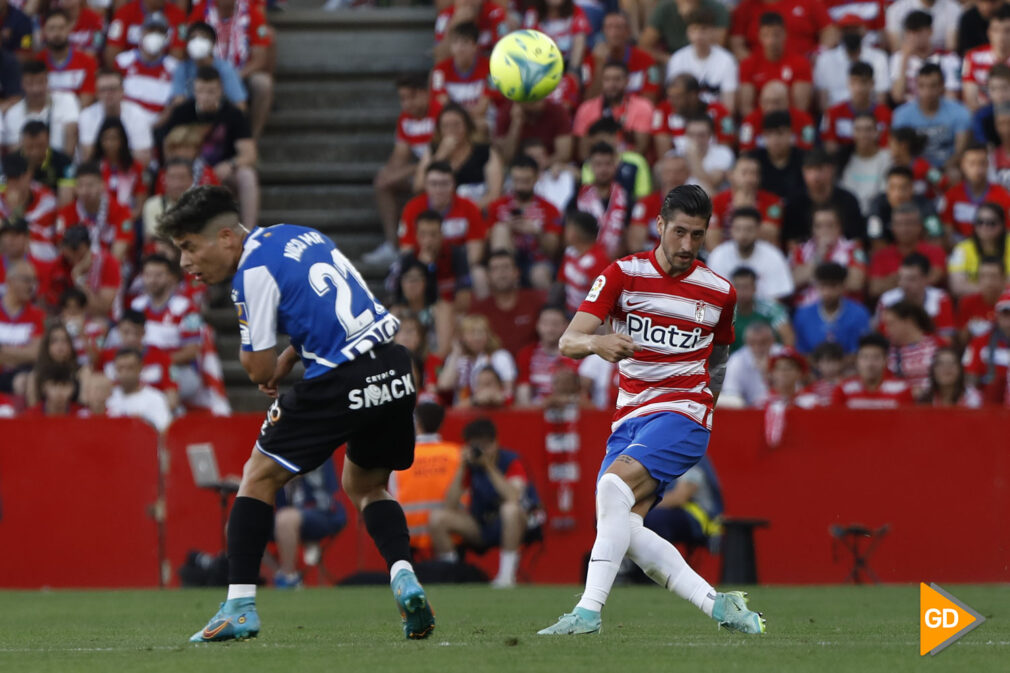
[206,7,435,412]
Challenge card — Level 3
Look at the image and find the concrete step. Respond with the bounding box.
[272,79,405,111]
[264,108,399,134]
[261,183,377,210]
[275,29,433,76]
[258,207,379,231]
[258,161,384,185]
[271,7,436,30]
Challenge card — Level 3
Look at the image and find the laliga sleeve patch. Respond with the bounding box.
[587,275,606,302]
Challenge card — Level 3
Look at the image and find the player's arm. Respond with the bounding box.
[559,311,638,362]
[708,343,730,405]
[240,348,277,385]
[258,345,299,397]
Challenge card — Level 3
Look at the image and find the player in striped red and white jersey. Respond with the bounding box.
[539,185,764,638]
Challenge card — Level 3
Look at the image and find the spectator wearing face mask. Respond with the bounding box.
[104,0,187,68]
[114,12,178,125]
[168,22,248,109]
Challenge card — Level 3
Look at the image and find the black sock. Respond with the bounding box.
[227,496,275,585]
[362,499,413,571]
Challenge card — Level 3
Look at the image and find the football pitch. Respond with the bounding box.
[1,584,1007,673]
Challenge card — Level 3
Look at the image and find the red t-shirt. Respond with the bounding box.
[651,99,735,149]
[398,194,485,250]
[396,98,442,160]
[909,157,948,200]
[867,242,947,280]
[824,0,886,32]
[887,334,944,397]
[545,71,582,113]
[0,301,45,373]
[434,2,507,54]
[0,184,59,262]
[115,50,177,115]
[98,345,177,393]
[485,194,562,262]
[956,292,998,339]
[470,289,548,358]
[431,57,491,107]
[709,189,784,233]
[820,101,892,147]
[939,182,1010,238]
[45,250,122,311]
[101,159,149,210]
[963,328,1010,405]
[582,46,662,99]
[68,7,106,54]
[56,198,135,251]
[831,375,914,408]
[732,0,832,57]
[962,45,1010,103]
[517,342,578,402]
[106,0,187,50]
[521,5,592,60]
[739,107,816,152]
[558,242,610,315]
[631,191,661,242]
[44,48,97,99]
[738,51,812,96]
[494,98,572,156]
[188,1,273,68]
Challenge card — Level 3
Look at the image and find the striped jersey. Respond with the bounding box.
[577,251,736,431]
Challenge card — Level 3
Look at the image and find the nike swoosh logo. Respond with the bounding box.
[202,619,231,639]
[624,299,651,311]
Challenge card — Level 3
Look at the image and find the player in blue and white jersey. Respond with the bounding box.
[159,186,435,643]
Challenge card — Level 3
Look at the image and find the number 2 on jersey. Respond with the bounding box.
[308,249,378,337]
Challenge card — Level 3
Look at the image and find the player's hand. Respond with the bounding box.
[259,382,279,398]
[591,333,640,362]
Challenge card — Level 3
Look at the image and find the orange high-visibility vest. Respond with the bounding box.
[395,438,463,553]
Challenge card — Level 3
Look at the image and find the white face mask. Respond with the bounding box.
[88,0,111,9]
[187,36,213,60]
[142,32,166,55]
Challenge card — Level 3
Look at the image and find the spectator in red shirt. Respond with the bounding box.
[0,258,43,395]
[23,321,82,408]
[97,309,180,409]
[730,0,836,60]
[790,205,866,306]
[881,300,944,398]
[0,217,50,298]
[457,365,511,409]
[495,95,574,167]
[875,252,956,341]
[831,332,914,408]
[515,304,576,407]
[104,0,186,68]
[887,127,946,199]
[922,346,984,407]
[487,155,562,290]
[89,118,148,222]
[62,0,105,56]
[738,11,813,116]
[557,209,610,315]
[631,154,690,250]
[866,165,944,244]
[962,4,1010,112]
[574,60,655,157]
[963,290,1010,405]
[47,225,120,318]
[651,72,735,156]
[522,0,591,69]
[433,0,507,60]
[802,341,845,406]
[25,364,86,417]
[56,161,134,262]
[431,22,491,126]
[585,12,662,101]
[41,10,98,107]
[739,79,816,153]
[822,61,892,158]
[389,258,451,359]
[957,257,1007,344]
[764,347,816,408]
[707,153,783,249]
[868,203,946,300]
[142,158,192,252]
[574,141,631,258]
[940,143,1010,240]
[470,250,547,358]
[436,313,517,406]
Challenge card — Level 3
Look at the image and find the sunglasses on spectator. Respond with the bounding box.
[974,218,1002,227]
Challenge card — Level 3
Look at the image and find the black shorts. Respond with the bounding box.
[256,343,417,474]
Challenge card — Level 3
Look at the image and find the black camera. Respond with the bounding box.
[468,444,484,462]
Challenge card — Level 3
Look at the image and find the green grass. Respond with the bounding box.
[0,585,1007,673]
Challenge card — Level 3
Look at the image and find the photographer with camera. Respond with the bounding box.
[428,417,542,588]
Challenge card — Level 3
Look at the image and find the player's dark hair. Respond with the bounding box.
[195,65,221,83]
[115,347,144,362]
[901,252,931,276]
[58,286,87,309]
[759,11,784,28]
[188,21,217,43]
[893,202,921,223]
[566,210,599,239]
[886,165,915,182]
[450,20,479,43]
[728,205,761,226]
[601,59,629,75]
[917,62,943,81]
[425,160,454,177]
[848,61,873,80]
[588,141,616,158]
[811,341,845,363]
[661,184,713,223]
[903,9,932,32]
[858,332,890,353]
[587,116,623,137]
[415,402,445,434]
[884,300,934,334]
[730,266,757,282]
[75,161,102,179]
[119,309,147,327]
[395,72,428,90]
[510,154,539,172]
[684,8,715,27]
[157,185,240,239]
[462,417,497,443]
[814,261,848,284]
[416,209,443,227]
[762,110,791,131]
[22,59,46,76]
[21,120,48,137]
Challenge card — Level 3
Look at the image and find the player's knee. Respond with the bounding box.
[597,473,636,518]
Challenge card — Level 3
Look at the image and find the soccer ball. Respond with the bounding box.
[489,29,564,103]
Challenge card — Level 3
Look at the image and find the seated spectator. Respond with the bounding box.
[823,61,892,160]
[389,259,449,357]
[643,455,723,552]
[638,0,730,63]
[89,117,147,221]
[706,206,793,302]
[948,203,1010,297]
[495,96,573,168]
[57,286,107,363]
[876,252,956,340]
[96,309,179,409]
[990,103,1010,193]
[525,137,578,213]
[515,305,575,407]
[574,141,631,258]
[973,66,1010,146]
[104,0,186,68]
[579,117,652,204]
[574,60,654,157]
[889,11,960,106]
[959,0,1000,55]
[922,347,983,407]
[0,218,49,294]
[487,156,562,289]
[430,21,491,123]
[719,321,775,408]
[18,120,75,207]
[558,210,609,315]
[738,11,812,116]
[0,259,44,395]
[169,21,248,110]
[471,250,547,357]
[753,110,805,205]
[738,79,815,154]
[436,313,517,405]
[651,72,734,157]
[521,0,591,70]
[681,114,732,194]
[394,314,442,398]
[105,347,173,431]
[272,457,346,588]
[794,262,872,355]
[892,63,970,170]
[79,69,154,166]
[666,8,737,113]
[802,342,846,406]
[141,158,192,248]
[429,417,541,588]
[868,203,946,299]
[790,206,866,306]
[413,102,503,209]
[631,154,690,249]
[764,347,818,408]
[839,114,892,215]
[814,15,889,110]
[40,9,98,108]
[708,153,783,248]
[940,145,1010,241]
[0,0,33,57]
[24,321,83,407]
[729,266,793,354]
[46,225,120,317]
[783,148,865,247]
[457,364,511,409]
[187,0,274,138]
[578,352,617,410]
[832,333,914,408]
[81,372,112,416]
[157,124,221,193]
[730,0,834,60]
[433,0,507,60]
[542,363,590,409]
[55,162,134,262]
[3,59,80,156]
[962,4,1010,112]
[957,257,1007,343]
[114,13,178,122]
[365,73,439,267]
[61,0,105,56]
[962,290,1010,405]
[585,12,661,101]
[24,364,86,417]
[866,165,943,244]
[887,127,946,199]
[0,154,58,262]
[0,49,23,111]
[160,66,259,231]
[885,0,960,54]
[881,300,943,398]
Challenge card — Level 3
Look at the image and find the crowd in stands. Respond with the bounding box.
[369,0,1010,414]
[0,0,276,423]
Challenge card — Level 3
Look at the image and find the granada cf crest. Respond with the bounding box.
[694,300,706,323]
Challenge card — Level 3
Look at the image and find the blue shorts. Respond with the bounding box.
[597,412,711,497]
[300,507,347,542]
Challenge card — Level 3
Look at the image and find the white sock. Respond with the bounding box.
[389,560,414,582]
[575,473,636,613]
[438,551,458,563]
[627,513,716,617]
[497,550,519,582]
[226,584,256,601]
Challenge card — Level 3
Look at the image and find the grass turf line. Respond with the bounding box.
[0,585,1006,673]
